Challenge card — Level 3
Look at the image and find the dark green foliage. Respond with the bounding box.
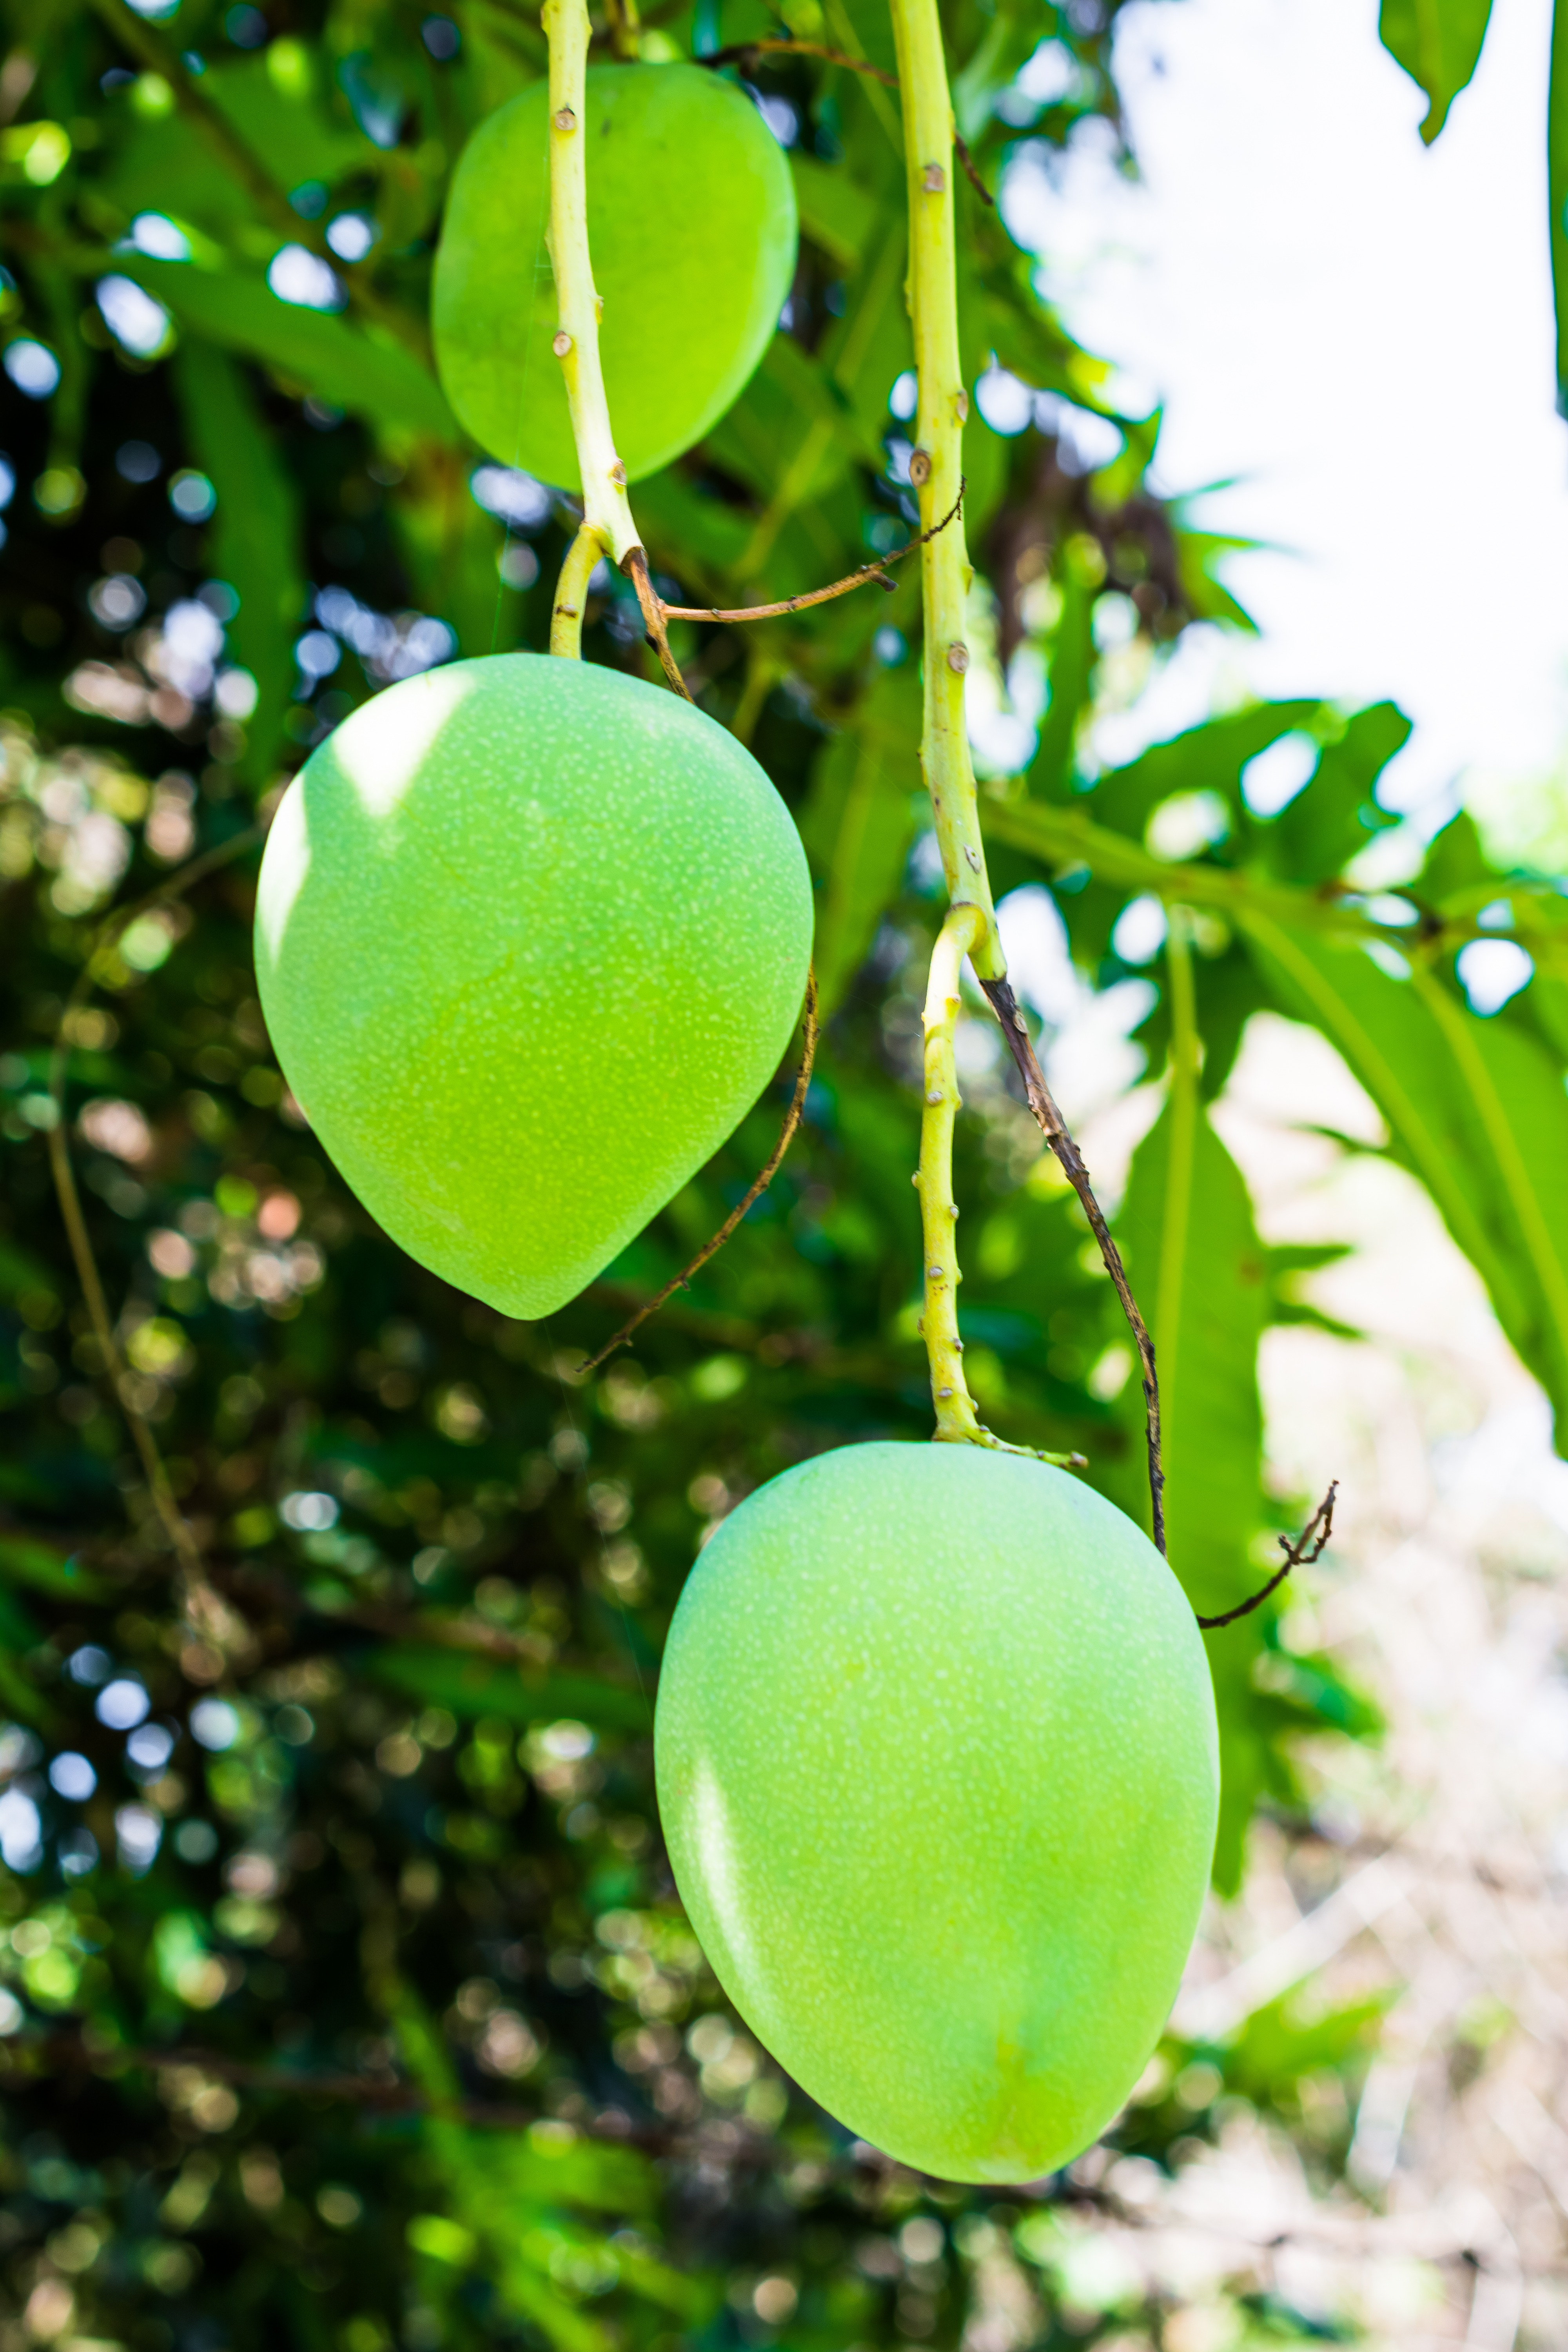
[0,1,1563,2344]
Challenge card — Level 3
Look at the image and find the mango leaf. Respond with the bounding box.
[171,340,304,784]
[1103,1092,1276,1891]
[788,152,886,272]
[951,0,1042,139]
[820,219,912,443]
[1268,701,1408,883]
[120,256,457,441]
[96,54,374,239]
[1172,525,1261,633]
[1203,1988,1395,2106]
[702,332,873,515]
[797,665,922,1014]
[0,1235,55,1300]
[634,469,756,584]
[469,2128,658,2221]
[1026,560,1099,799]
[390,446,512,660]
[1074,701,1323,841]
[388,1976,660,2350]
[0,1532,111,1601]
[955,405,1012,539]
[481,2255,610,2352]
[1243,915,1568,1444]
[1380,0,1494,142]
[1264,1241,1364,1341]
[0,1566,36,1637]
[1555,0,1568,411]
[1417,806,1496,909]
[365,1645,651,1732]
[1111,1097,1267,1614]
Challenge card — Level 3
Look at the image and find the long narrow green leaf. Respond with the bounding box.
[788,152,886,271]
[171,341,304,784]
[1379,0,1494,142]
[797,667,922,1015]
[1553,0,1568,411]
[123,257,458,440]
[1113,1100,1266,1617]
[1108,1093,1269,1890]
[1243,915,1568,1439]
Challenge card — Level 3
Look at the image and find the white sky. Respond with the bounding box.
[999,0,1568,820]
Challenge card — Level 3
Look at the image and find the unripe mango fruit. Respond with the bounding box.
[655,1442,1218,2181]
[433,65,798,488]
[254,655,813,1317]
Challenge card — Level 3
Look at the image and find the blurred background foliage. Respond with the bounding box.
[0,0,1564,2346]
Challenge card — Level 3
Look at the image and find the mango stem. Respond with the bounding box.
[550,520,608,659]
[918,904,988,1441]
[542,0,640,571]
[887,0,1002,984]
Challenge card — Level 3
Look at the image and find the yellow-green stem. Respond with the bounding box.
[915,913,1082,1468]
[887,0,1002,981]
[1154,907,1199,1410]
[543,0,640,571]
[550,520,608,657]
[918,903,987,1440]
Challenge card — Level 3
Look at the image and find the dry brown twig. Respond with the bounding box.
[622,545,694,700]
[577,970,819,1376]
[1195,1480,1338,1631]
[655,486,965,628]
[978,975,1167,1556]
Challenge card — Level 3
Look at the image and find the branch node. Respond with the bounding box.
[623,545,692,700]
[1195,1483,1338,1631]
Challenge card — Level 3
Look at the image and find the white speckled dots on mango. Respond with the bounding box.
[253,654,813,1317]
[655,1442,1218,2183]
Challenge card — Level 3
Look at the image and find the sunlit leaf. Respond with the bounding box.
[1379,0,1494,142]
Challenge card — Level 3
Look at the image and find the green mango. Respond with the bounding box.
[254,655,813,1316]
[432,64,798,488]
[656,1442,1218,2181]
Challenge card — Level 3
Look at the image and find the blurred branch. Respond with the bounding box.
[9,2029,785,2166]
[46,822,265,1616]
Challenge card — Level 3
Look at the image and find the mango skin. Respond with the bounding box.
[433,65,798,488]
[655,1443,1218,2182]
[254,655,812,1318]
